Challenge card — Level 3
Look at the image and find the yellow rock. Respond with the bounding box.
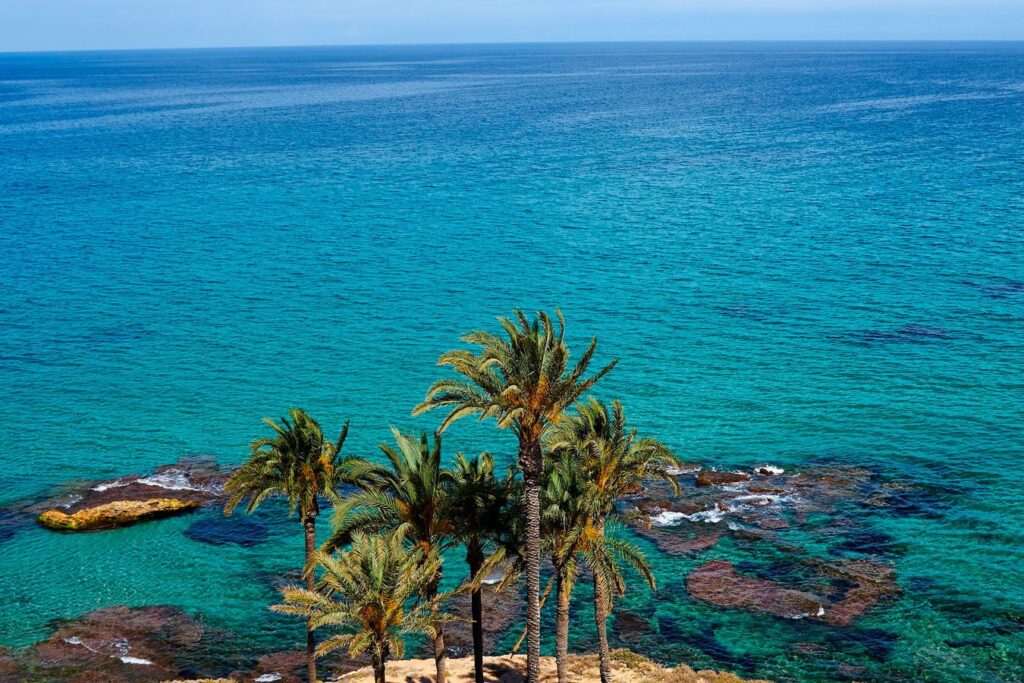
[38,498,200,531]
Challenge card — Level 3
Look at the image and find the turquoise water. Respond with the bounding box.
[1,43,1022,681]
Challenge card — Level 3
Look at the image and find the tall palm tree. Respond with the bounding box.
[415,309,616,683]
[323,429,454,683]
[547,398,679,683]
[540,452,590,683]
[225,408,372,683]
[447,452,510,683]
[274,528,454,683]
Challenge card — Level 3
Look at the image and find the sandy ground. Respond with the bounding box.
[333,653,768,683]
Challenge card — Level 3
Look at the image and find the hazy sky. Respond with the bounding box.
[1,0,1022,52]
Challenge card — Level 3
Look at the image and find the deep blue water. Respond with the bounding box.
[1,43,1023,681]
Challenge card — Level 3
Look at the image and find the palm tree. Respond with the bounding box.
[323,429,454,683]
[447,452,510,683]
[540,452,590,683]
[225,408,372,683]
[273,528,454,683]
[414,309,616,683]
[547,398,679,683]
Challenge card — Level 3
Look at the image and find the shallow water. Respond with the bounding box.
[1,42,1022,681]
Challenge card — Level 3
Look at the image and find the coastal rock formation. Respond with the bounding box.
[38,498,200,531]
[31,458,229,533]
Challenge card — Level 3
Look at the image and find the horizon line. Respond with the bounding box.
[3,37,1024,57]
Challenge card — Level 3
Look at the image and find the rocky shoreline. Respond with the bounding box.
[0,457,941,681]
[0,605,767,683]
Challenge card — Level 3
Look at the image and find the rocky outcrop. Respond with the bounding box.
[30,458,229,533]
[696,470,751,487]
[38,498,200,531]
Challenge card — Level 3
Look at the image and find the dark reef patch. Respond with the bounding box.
[826,627,898,661]
[0,509,29,547]
[674,624,759,673]
[962,279,1024,298]
[860,480,956,518]
[836,324,953,347]
[829,528,903,557]
[185,515,269,547]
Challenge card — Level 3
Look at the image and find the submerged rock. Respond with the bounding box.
[686,558,898,627]
[4,605,372,683]
[812,559,901,627]
[631,525,723,556]
[17,606,205,681]
[687,561,825,620]
[612,610,653,641]
[38,498,200,531]
[429,580,522,658]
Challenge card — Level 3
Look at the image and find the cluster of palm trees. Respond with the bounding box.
[224,309,679,683]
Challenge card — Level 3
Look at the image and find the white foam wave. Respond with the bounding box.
[684,508,728,523]
[58,495,83,509]
[790,605,826,620]
[732,494,777,506]
[758,465,785,475]
[651,506,730,526]
[666,465,699,476]
[92,480,129,492]
[650,511,687,527]
[64,635,152,666]
[136,470,201,491]
[255,674,283,682]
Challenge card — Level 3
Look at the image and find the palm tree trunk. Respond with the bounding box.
[593,523,612,683]
[428,573,447,683]
[467,542,485,683]
[555,569,571,683]
[374,644,389,683]
[304,516,318,683]
[520,439,543,683]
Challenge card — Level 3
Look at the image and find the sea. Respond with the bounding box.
[1,42,1022,681]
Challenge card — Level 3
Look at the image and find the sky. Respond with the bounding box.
[1,0,1022,52]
